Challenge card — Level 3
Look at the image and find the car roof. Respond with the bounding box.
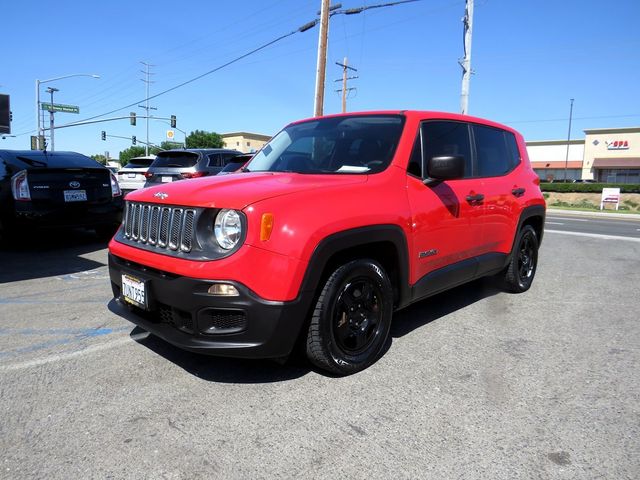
[0,150,104,169]
[288,110,518,136]
[156,148,240,155]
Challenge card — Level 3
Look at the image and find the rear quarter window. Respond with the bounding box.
[473,125,514,177]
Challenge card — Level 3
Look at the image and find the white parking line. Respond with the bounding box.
[546,229,640,243]
[546,217,590,222]
[0,331,150,372]
[546,222,565,225]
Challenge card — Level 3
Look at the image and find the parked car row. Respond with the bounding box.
[0,148,252,244]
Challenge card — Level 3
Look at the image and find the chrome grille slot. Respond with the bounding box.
[159,207,170,247]
[169,208,183,251]
[123,202,199,254]
[148,206,160,245]
[139,205,150,243]
[181,210,196,252]
[131,203,140,240]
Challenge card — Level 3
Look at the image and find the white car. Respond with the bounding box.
[116,156,155,195]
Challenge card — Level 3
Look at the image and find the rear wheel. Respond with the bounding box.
[306,259,393,375]
[502,225,539,293]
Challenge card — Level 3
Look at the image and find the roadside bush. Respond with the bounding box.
[623,200,639,208]
[540,183,640,194]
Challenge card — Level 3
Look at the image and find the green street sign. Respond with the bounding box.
[41,103,80,114]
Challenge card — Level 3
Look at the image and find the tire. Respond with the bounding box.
[502,225,539,293]
[306,259,393,375]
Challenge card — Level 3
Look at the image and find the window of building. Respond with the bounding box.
[247,141,251,147]
[596,169,640,184]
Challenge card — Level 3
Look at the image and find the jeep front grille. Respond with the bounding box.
[124,202,197,253]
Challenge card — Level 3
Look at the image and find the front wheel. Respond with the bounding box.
[502,225,539,293]
[306,259,393,375]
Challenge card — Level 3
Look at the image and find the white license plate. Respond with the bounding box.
[122,274,147,309]
[63,190,87,202]
[161,176,173,183]
[128,173,136,178]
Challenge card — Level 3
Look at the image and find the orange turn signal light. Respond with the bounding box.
[260,213,274,241]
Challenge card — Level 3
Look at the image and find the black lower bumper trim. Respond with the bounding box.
[108,253,313,359]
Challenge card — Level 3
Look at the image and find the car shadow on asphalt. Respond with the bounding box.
[0,228,110,283]
[110,278,502,383]
[390,277,502,338]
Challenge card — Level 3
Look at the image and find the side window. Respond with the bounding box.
[407,133,422,177]
[207,153,223,167]
[505,132,521,169]
[421,121,472,178]
[473,125,511,177]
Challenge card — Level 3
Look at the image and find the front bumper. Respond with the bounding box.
[108,253,312,358]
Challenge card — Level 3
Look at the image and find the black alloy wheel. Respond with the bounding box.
[503,225,539,293]
[306,259,393,375]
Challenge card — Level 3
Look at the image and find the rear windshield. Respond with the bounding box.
[152,152,199,168]
[125,158,155,168]
[8,152,102,169]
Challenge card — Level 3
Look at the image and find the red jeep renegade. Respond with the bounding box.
[108,111,545,375]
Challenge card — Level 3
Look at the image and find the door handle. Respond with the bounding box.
[511,187,526,197]
[466,193,484,203]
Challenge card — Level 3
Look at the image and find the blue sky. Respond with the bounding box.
[1,0,639,157]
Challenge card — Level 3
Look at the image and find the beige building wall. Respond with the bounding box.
[221,132,271,153]
[582,127,640,180]
[526,140,584,163]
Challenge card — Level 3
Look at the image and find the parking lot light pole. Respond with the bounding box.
[564,98,575,182]
[35,73,100,148]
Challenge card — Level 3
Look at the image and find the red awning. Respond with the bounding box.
[531,161,583,169]
[592,158,640,168]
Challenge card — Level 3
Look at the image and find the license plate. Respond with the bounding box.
[128,173,136,178]
[161,176,173,183]
[63,190,87,202]
[121,274,147,310]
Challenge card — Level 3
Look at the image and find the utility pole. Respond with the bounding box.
[139,62,157,155]
[46,87,59,151]
[335,57,358,113]
[564,98,575,182]
[314,0,331,117]
[459,0,474,115]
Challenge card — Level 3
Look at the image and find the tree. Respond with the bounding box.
[186,130,223,149]
[119,146,146,166]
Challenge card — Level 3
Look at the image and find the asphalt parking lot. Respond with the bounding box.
[1,227,639,479]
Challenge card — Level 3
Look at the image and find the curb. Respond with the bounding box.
[546,208,640,220]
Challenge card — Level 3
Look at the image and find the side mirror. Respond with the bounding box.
[424,155,464,184]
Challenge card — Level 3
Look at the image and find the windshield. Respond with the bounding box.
[246,115,405,174]
[152,152,199,168]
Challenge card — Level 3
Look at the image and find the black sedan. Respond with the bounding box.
[0,150,123,243]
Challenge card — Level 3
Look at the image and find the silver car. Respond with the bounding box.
[116,155,155,195]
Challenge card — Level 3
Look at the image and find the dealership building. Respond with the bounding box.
[527,126,640,183]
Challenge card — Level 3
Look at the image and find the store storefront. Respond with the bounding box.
[526,126,640,183]
[582,127,640,184]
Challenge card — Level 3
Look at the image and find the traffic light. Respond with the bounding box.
[132,136,137,145]
[101,131,106,141]
[170,115,176,128]
[130,112,136,126]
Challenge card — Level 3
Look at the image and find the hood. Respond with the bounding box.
[126,172,368,210]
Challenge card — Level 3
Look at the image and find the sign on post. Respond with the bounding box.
[41,103,80,114]
[600,188,621,210]
[166,130,175,140]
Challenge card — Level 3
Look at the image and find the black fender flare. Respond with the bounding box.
[298,224,411,309]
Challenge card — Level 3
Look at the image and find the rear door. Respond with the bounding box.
[471,124,521,257]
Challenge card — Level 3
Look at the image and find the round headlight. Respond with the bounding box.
[214,209,242,250]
